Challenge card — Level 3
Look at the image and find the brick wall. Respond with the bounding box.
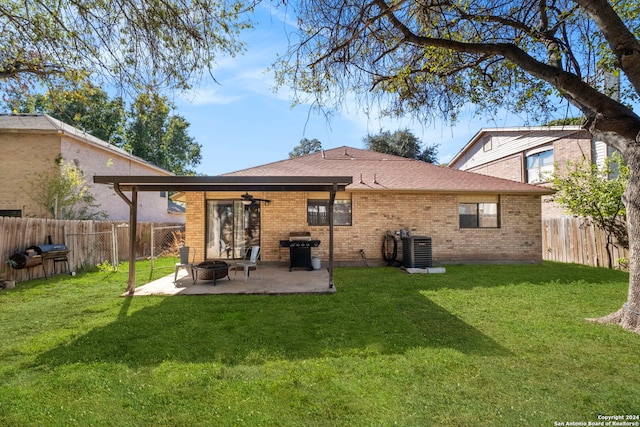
[466,134,592,183]
[466,153,524,182]
[185,190,544,265]
[0,133,60,217]
[553,133,592,167]
[538,134,592,219]
[464,133,592,220]
[0,130,179,221]
[185,192,206,262]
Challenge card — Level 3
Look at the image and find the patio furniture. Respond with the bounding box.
[174,246,194,284]
[235,246,260,282]
[192,260,230,285]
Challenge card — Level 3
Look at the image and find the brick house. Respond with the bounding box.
[0,114,183,222]
[177,146,552,266]
[448,126,614,218]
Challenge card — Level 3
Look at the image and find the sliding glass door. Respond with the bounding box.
[206,200,261,259]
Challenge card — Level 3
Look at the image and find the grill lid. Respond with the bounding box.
[289,231,311,241]
[27,244,69,254]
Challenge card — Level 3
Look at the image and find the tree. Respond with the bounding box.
[3,84,126,144]
[551,153,629,269]
[125,93,202,175]
[363,129,439,163]
[276,0,640,332]
[289,138,322,158]
[0,0,252,95]
[27,156,107,220]
[546,117,586,126]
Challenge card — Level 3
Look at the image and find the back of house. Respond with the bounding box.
[180,146,552,266]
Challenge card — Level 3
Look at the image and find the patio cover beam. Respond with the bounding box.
[94,175,352,192]
[93,175,353,295]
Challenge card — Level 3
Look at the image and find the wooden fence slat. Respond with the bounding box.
[542,217,628,268]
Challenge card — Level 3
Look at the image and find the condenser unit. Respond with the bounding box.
[402,236,433,268]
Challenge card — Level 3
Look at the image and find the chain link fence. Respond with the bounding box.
[150,224,185,273]
[0,218,185,281]
[65,224,119,272]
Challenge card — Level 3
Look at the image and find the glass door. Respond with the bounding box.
[206,200,261,259]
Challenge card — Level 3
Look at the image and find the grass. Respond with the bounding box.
[0,260,638,426]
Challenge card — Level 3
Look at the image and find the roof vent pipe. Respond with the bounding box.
[373,174,378,184]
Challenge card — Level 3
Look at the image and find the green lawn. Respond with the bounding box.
[0,260,638,426]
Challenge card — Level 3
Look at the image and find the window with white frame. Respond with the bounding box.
[482,135,492,152]
[526,149,554,183]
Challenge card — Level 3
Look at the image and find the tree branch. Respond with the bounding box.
[573,0,640,94]
[0,59,66,80]
[372,0,640,141]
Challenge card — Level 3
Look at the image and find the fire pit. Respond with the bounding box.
[192,261,230,284]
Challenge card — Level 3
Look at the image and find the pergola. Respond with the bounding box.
[93,175,353,295]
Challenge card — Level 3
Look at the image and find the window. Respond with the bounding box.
[482,135,492,152]
[606,145,621,180]
[307,200,352,226]
[459,203,499,228]
[206,200,261,259]
[0,210,21,218]
[526,149,554,183]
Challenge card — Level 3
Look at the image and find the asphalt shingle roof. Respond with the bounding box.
[224,146,553,194]
[0,114,171,175]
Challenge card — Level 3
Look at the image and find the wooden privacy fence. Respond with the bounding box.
[0,217,183,282]
[1,216,625,281]
[542,217,629,269]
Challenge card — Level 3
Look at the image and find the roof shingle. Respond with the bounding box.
[224,146,553,194]
[0,114,171,175]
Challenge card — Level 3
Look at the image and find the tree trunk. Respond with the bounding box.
[588,144,640,332]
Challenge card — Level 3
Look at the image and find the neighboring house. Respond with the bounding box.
[448,126,614,218]
[0,114,182,223]
[179,146,552,266]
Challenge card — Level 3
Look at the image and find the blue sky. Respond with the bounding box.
[174,5,530,176]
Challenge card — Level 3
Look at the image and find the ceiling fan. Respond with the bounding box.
[241,192,271,206]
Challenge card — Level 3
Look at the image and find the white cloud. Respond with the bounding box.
[182,86,245,106]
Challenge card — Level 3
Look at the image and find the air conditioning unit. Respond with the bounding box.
[402,236,432,268]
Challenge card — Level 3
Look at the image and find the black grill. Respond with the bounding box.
[280,232,320,271]
[27,244,69,260]
[9,243,70,279]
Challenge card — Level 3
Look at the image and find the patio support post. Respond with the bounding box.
[127,188,138,295]
[114,183,138,295]
[328,183,336,288]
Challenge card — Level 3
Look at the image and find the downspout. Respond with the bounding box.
[328,183,336,288]
[114,183,138,295]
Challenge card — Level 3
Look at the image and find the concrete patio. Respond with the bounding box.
[123,264,335,296]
